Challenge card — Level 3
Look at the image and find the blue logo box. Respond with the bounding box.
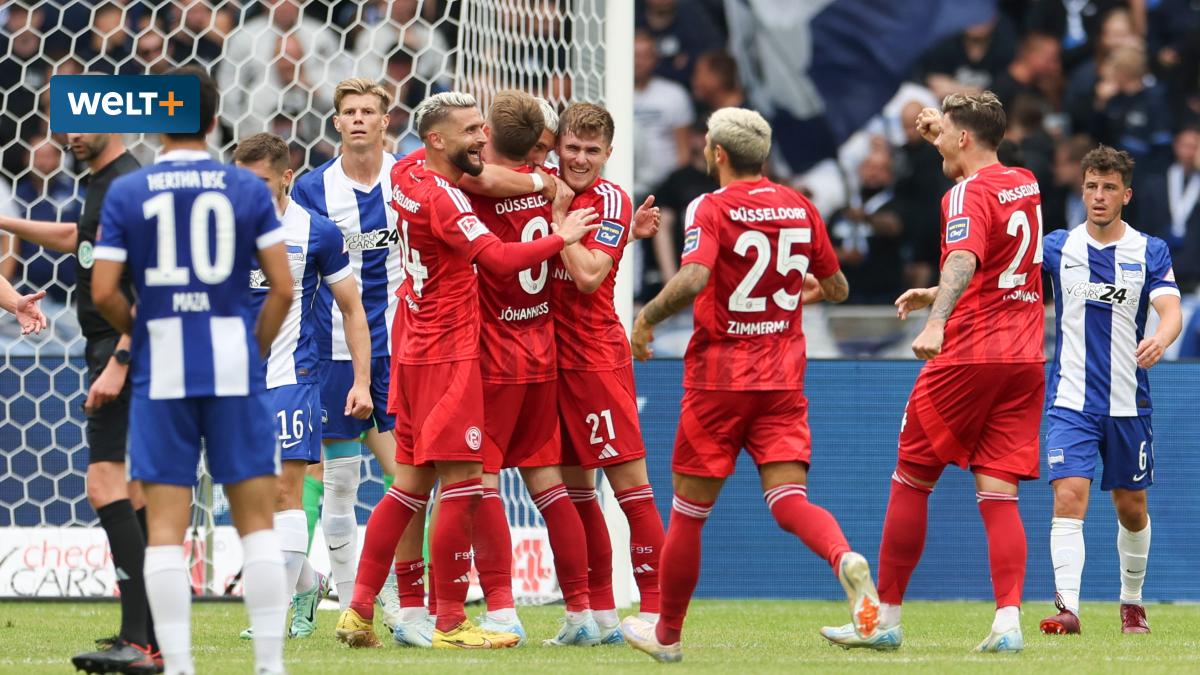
[50,75,200,133]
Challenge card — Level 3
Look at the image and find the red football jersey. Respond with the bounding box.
[680,178,838,391]
[551,177,634,371]
[936,162,1045,365]
[468,165,557,384]
[389,163,496,365]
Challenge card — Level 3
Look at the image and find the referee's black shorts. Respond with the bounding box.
[84,334,132,464]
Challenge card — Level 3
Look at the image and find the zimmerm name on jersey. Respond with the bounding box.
[727,319,790,335]
[496,194,548,215]
[728,206,806,222]
[996,182,1040,204]
[497,302,550,322]
[146,170,227,192]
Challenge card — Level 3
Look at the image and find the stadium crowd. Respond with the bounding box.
[1,0,1199,348]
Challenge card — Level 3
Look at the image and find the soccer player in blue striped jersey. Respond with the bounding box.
[1039,145,1182,636]
[233,133,374,640]
[91,67,293,675]
[291,78,550,623]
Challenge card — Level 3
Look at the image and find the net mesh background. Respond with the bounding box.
[0,0,608,598]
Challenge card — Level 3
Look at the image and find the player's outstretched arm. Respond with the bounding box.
[1137,294,1183,369]
[254,242,294,355]
[0,214,78,255]
[0,275,47,334]
[92,259,132,335]
[632,262,711,361]
[330,276,373,420]
[459,164,549,199]
[894,286,939,319]
[911,250,976,360]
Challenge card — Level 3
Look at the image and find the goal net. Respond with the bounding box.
[0,0,628,605]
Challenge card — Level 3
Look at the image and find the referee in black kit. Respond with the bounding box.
[0,132,158,673]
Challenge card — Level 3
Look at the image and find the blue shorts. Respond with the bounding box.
[270,384,322,464]
[128,394,279,486]
[1045,407,1154,491]
[317,357,394,440]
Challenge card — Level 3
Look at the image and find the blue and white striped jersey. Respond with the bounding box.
[291,152,402,360]
[95,150,283,399]
[250,199,352,389]
[1044,222,1179,416]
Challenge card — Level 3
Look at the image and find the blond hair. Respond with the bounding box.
[333,77,392,115]
[559,103,614,145]
[942,91,1006,149]
[706,107,771,174]
[414,92,478,138]
[535,97,559,134]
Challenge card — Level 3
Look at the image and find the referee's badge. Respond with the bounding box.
[78,240,94,269]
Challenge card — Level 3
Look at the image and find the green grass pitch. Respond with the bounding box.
[3,600,1199,673]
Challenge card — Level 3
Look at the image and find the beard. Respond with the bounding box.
[450,144,484,176]
[72,136,108,162]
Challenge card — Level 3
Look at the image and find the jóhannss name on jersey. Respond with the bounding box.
[996,181,1040,204]
[497,301,550,322]
[495,194,548,215]
[726,319,790,336]
[728,206,807,222]
[146,169,227,192]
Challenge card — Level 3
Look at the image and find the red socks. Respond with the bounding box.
[655,495,712,646]
[764,484,851,570]
[877,465,937,605]
[569,488,615,611]
[615,484,665,614]
[532,484,590,612]
[977,491,1026,608]
[432,478,482,631]
[349,486,429,619]
[394,559,426,609]
[473,487,514,612]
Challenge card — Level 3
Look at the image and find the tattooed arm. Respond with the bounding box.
[802,270,851,305]
[631,262,711,360]
[911,250,976,360]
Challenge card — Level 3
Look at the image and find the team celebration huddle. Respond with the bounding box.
[17,57,1179,673]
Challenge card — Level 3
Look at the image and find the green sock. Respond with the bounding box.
[302,474,323,554]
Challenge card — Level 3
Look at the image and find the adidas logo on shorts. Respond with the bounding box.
[598,443,619,460]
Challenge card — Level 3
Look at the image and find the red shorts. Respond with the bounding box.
[673,388,812,478]
[559,366,646,470]
[392,359,489,467]
[484,380,560,471]
[898,362,1044,480]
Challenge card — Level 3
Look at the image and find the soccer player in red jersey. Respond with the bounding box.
[620,107,881,663]
[551,103,667,641]
[334,91,598,649]
[822,92,1045,653]
[452,90,599,644]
